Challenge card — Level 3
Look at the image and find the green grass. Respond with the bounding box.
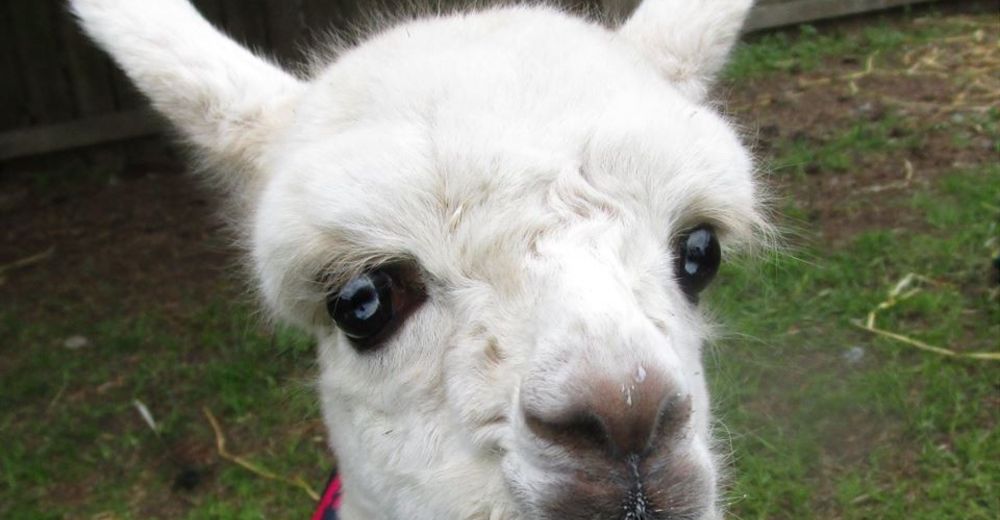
[706,12,999,515]
[725,14,970,81]
[0,302,326,519]
[773,111,925,176]
[705,138,999,519]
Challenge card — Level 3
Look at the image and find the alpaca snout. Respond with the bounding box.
[515,366,711,519]
[522,368,692,458]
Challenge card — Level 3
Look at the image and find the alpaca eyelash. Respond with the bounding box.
[319,256,425,291]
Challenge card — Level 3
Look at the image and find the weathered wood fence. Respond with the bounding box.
[0,0,942,161]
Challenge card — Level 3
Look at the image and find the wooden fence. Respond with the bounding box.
[0,0,943,161]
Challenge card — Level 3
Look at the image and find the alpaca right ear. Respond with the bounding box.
[71,0,304,196]
[617,0,754,102]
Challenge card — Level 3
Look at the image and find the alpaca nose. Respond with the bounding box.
[523,368,692,457]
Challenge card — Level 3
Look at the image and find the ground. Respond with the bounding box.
[1,6,997,519]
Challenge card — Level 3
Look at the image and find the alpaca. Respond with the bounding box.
[72,0,769,518]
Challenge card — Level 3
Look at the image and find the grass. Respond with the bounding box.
[773,111,922,176]
[2,7,997,520]
[706,9,999,515]
[724,13,976,82]
[0,302,326,519]
[708,166,999,518]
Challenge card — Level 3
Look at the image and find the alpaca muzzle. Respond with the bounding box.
[518,365,711,519]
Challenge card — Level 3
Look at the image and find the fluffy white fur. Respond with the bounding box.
[73,1,768,518]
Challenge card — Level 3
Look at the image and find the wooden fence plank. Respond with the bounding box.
[0,0,952,161]
[108,69,148,111]
[266,0,307,64]
[303,0,358,38]
[220,0,272,52]
[9,0,77,125]
[193,0,227,27]
[58,7,118,117]
[745,0,942,31]
[0,110,163,162]
[0,3,29,130]
[600,0,944,29]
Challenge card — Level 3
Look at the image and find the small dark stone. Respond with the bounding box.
[173,468,203,491]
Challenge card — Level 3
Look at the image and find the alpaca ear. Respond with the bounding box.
[71,0,303,195]
[618,0,753,102]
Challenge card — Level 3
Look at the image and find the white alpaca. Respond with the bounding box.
[73,1,769,518]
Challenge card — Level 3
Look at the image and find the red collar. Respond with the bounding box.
[311,473,342,520]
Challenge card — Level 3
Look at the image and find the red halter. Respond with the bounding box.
[311,472,342,520]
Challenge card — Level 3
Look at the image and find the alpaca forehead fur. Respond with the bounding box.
[73,0,767,518]
[257,7,761,328]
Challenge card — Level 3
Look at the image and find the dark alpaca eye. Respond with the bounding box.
[675,225,721,302]
[326,264,426,351]
[327,269,396,346]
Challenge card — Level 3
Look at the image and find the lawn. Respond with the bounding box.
[1,6,997,519]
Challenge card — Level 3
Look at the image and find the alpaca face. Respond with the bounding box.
[74,1,765,518]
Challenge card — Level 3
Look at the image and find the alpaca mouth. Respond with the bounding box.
[532,453,712,520]
[622,456,653,520]
[622,485,653,520]
[619,455,701,520]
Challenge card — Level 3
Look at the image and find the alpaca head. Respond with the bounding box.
[74,0,767,518]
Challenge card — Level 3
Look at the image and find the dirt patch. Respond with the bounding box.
[724,13,998,246]
[0,153,243,325]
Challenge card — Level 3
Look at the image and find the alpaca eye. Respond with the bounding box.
[327,269,396,346]
[326,264,427,351]
[675,225,721,302]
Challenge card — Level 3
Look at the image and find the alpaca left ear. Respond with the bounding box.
[618,0,754,102]
[71,0,305,202]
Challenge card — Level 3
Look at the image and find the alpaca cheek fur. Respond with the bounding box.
[319,302,520,519]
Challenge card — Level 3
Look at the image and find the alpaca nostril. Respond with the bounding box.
[655,391,694,443]
[523,374,693,457]
[525,409,609,451]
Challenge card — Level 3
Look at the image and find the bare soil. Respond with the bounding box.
[723,14,997,246]
[1,153,239,321]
